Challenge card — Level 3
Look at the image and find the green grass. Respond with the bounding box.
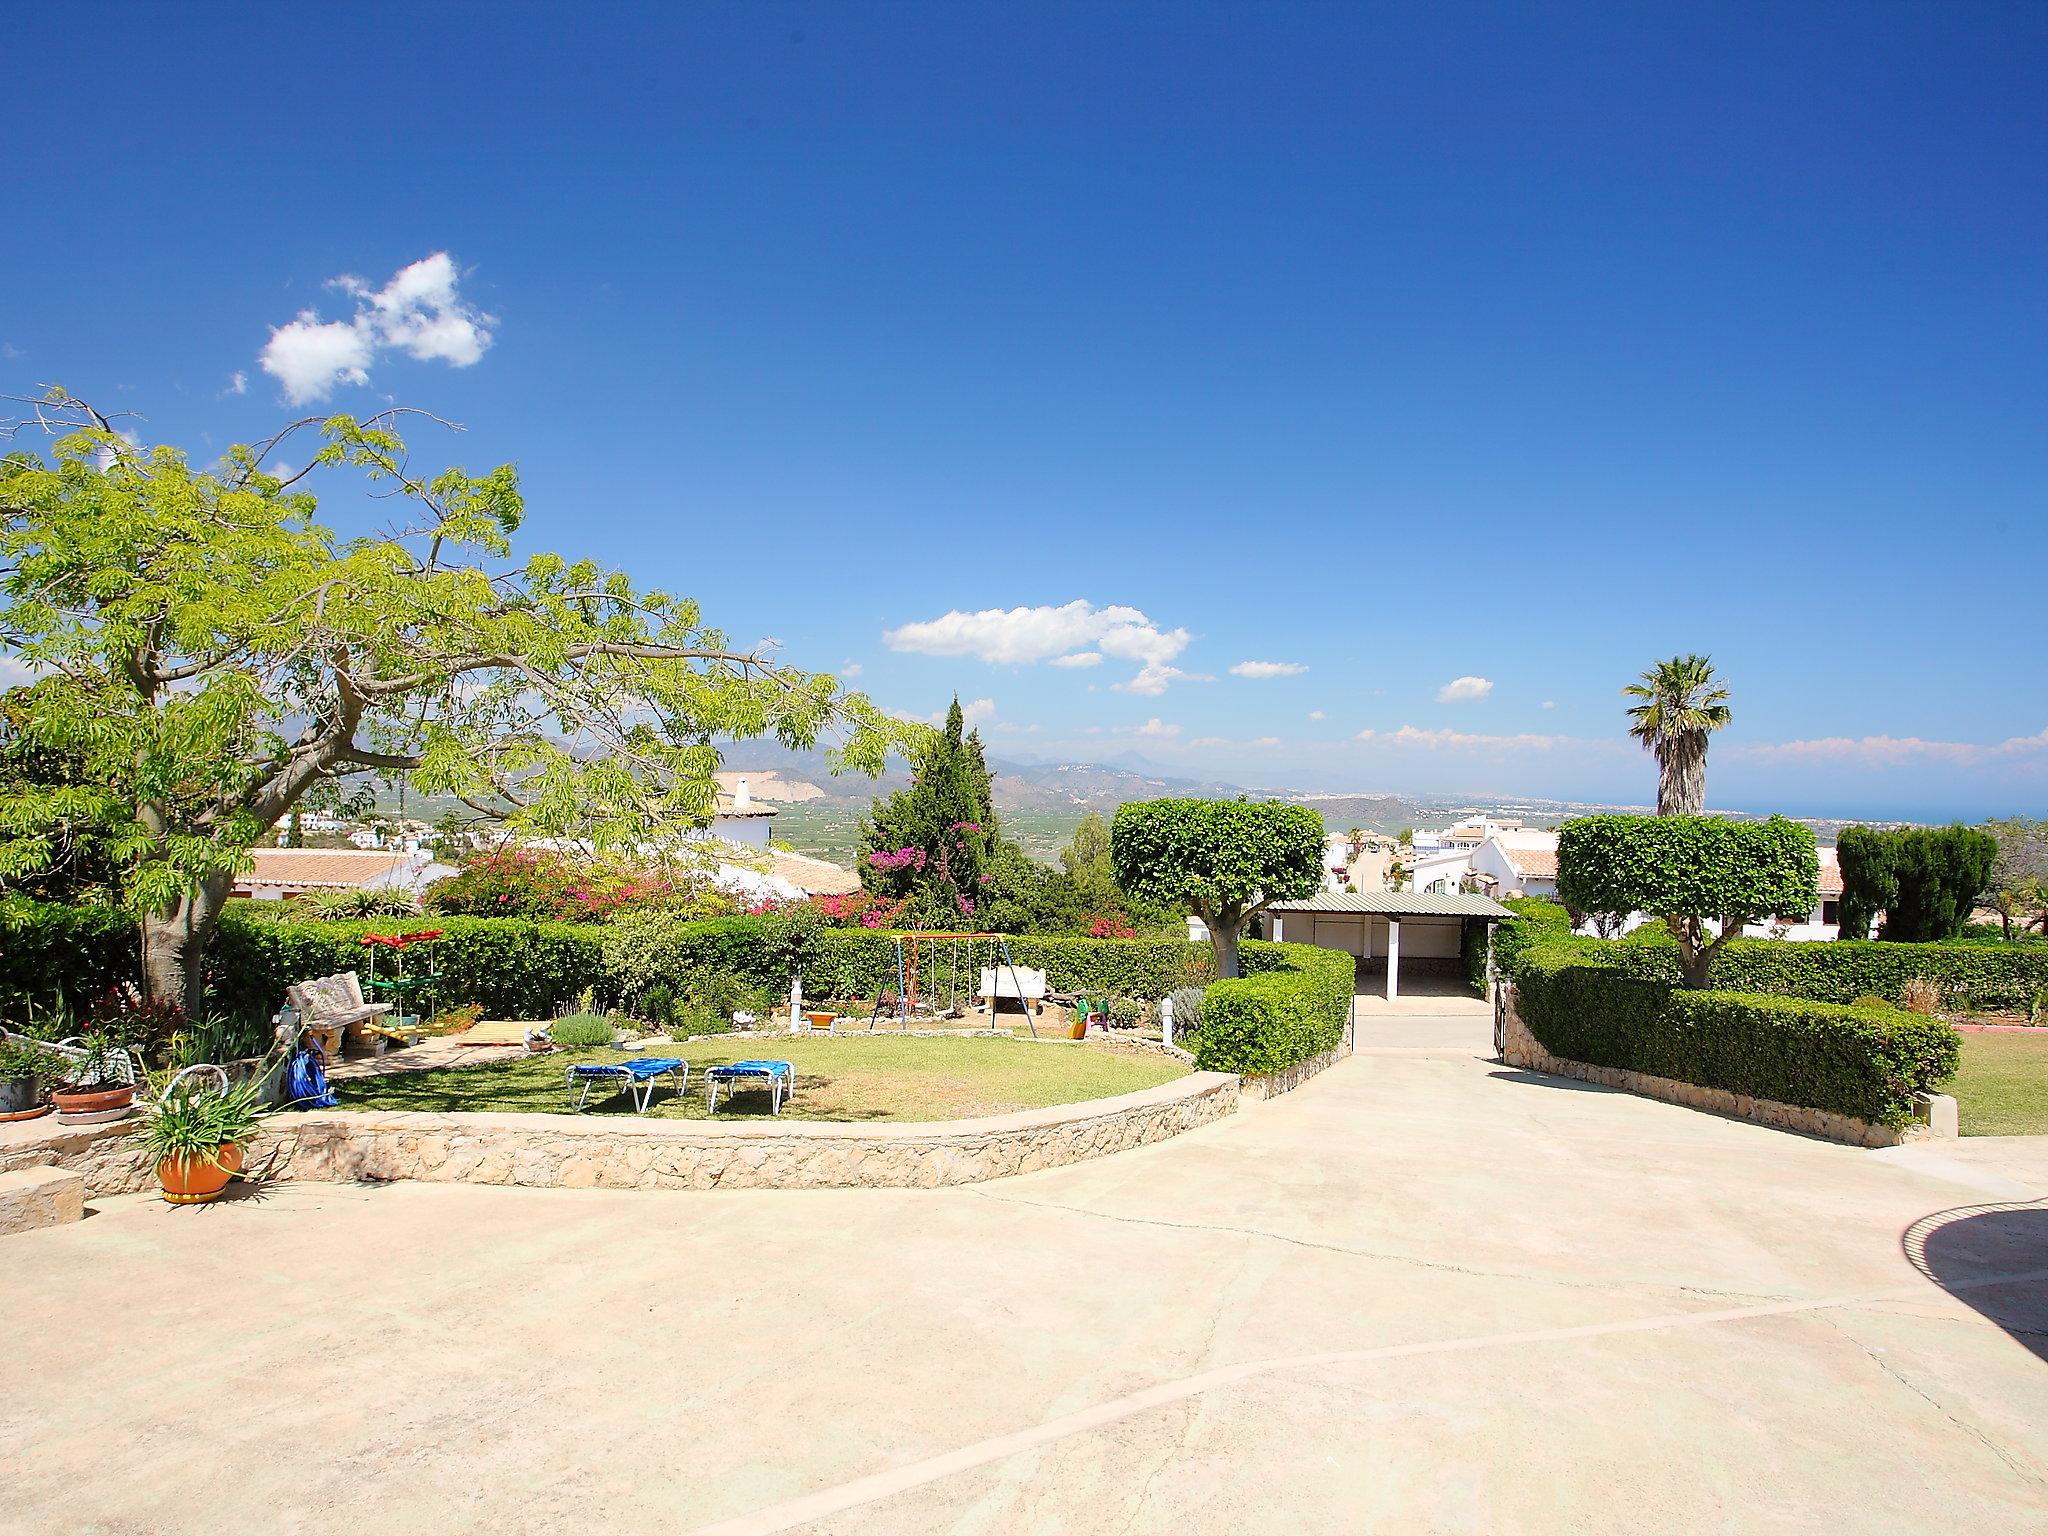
[332,1034,1188,1123]
[1948,1032,2048,1137]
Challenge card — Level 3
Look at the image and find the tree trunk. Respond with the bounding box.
[1210,916,1243,979]
[1656,735,1707,816]
[140,870,234,1017]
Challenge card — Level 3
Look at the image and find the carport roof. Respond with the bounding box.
[1268,891,1514,919]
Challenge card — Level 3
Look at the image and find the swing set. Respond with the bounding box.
[867,931,1040,1039]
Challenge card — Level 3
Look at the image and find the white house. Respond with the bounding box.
[1469,829,1561,900]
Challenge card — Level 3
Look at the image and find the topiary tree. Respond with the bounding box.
[1109,797,1323,977]
[1556,814,1817,987]
[1836,824,1999,943]
[0,390,904,1011]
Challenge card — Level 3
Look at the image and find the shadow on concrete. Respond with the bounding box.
[1483,1068,1623,1095]
[1904,1202,2048,1363]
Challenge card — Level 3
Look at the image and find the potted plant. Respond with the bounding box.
[0,1039,62,1122]
[51,1030,138,1124]
[139,1065,273,1205]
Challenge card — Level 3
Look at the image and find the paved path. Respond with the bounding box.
[5,1017,2045,1534]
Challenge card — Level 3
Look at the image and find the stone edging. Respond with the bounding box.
[1498,990,1932,1149]
[1238,1041,1349,1102]
[4,1072,1241,1197]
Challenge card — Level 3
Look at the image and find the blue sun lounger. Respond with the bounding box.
[565,1057,688,1113]
[704,1059,796,1115]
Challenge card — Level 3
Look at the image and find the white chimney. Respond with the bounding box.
[735,776,751,810]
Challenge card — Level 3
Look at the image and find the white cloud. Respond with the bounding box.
[1733,728,2048,769]
[1,341,22,359]
[1435,675,1494,703]
[1542,700,1556,710]
[1136,717,1181,738]
[839,660,863,678]
[225,371,248,396]
[1307,709,1326,721]
[0,654,48,688]
[959,697,998,726]
[883,600,1193,694]
[1050,652,1103,668]
[1230,660,1308,679]
[259,251,496,404]
[1251,735,1281,747]
[1112,662,1208,697]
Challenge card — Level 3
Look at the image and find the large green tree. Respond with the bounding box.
[1983,817,2048,942]
[1109,798,1323,977]
[1836,825,1999,943]
[1557,814,1817,987]
[1623,654,1732,815]
[0,391,903,1011]
[859,697,1000,926]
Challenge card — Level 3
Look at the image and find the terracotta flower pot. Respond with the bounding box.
[157,1143,246,1205]
[53,1084,137,1125]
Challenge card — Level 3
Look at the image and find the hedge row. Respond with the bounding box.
[1513,947,1959,1128]
[1496,915,2048,1012]
[206,912,610,1020]
[0,899,139,1014]
[1199,941,1354,1077]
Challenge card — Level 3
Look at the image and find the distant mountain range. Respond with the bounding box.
[375,740,1886,865]
[705,743,1882,859]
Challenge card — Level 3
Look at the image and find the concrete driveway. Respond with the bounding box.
[5,1016,2045,1535]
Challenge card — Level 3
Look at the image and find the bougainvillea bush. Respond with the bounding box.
[422,848,738,924]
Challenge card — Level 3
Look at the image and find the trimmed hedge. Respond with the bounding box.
[206,911,608,1021]
[0,899,139,1013]
[1514,947,1959,1128]
[1197,941,1354,1077]
[1504,928,2048,1013]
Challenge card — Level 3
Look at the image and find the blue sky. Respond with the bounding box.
[3,2,2043,820]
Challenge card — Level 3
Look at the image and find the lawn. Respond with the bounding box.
[331,1034,1189,1123]
[1948,1032,2048,1137]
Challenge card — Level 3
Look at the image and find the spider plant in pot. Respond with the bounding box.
[140,1063,274,1205]
[52,1029,138,1124]
[0,1039,65,1122]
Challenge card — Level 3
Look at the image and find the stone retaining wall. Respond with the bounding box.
[3,1072,1241,1197]
[1237,1040,1350,1103]
[1499,989,1935,1148]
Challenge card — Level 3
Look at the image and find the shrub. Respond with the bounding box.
[1517,932,2048,1014]
[1557,815,1818,986]
[1164,984,1206,1039]
[1107,997,1144,1030]
[205,911,608,1021]
[1837,825,1998,942]
[0,898,139,1017]
[548,1013,616,1047]
[1513,949,1959,1127]
[1196,941,1353,1077]
[1899,977,1941,1016]
[1492,898,1575,978]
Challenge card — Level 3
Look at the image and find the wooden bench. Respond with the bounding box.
[287,972,393,1056]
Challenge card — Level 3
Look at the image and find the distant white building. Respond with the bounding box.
[233,847,457,902]
[1582,847,1858,943]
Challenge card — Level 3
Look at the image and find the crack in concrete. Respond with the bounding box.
[969,1187,1799,1306]
[685,1263,2048,1536]
[1819,1312,2048,1493]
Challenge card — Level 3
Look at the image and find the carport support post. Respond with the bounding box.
[1385,918,1401,1001]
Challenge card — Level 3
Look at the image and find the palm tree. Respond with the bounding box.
[1623,654,1732,815]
